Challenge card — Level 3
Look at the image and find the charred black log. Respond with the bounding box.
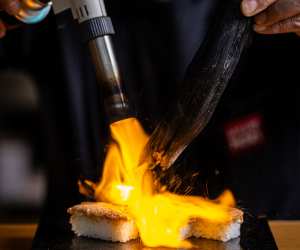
[144,0,253,168]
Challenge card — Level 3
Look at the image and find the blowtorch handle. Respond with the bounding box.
[71,0,107,22]
[70,0,114,42]
[79,16,114,43]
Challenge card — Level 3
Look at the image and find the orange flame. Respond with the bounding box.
[90,117,236,248]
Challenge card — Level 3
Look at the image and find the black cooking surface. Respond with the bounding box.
[32,213,277,250]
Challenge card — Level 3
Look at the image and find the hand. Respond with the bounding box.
[241,0,300,36]
[0,0,20,38]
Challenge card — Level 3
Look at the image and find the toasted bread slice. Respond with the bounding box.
[183,207,243,242]
[68,202,243,243]
[67,202,139,243]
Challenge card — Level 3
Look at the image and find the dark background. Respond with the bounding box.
[0,0,299,224]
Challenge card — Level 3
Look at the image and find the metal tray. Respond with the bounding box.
[32,213,278,250]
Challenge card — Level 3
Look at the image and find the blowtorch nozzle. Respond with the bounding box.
[88,35,131,123]
[72,0,131,123]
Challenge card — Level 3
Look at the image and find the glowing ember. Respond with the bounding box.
[82,117,238,248]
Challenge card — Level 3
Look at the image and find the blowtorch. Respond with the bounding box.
[7,0,131,123]
[53,0,131,123]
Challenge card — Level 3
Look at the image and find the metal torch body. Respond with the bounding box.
[53,0,131,123]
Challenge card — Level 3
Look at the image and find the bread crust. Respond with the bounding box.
[67,202,132,221]
[189,207,244,224]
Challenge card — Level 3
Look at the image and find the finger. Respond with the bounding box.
[255,0,300,26]
[241,0,278,17]
[254,14,300,34]
[0,19,6,38]
[0,0,20,16]
[296,32,300,37]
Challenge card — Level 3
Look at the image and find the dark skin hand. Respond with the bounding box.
[241,0,300,36]
[0,0,20,38]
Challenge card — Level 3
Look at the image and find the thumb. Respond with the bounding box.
[241,0,277,17]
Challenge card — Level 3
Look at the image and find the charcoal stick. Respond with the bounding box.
[145,0,253,168]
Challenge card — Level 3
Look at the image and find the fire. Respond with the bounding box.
[86,117,236,248]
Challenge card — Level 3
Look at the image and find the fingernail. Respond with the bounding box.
[256,13,267,25]
[254,25,267,32]
[242,0,258,16]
